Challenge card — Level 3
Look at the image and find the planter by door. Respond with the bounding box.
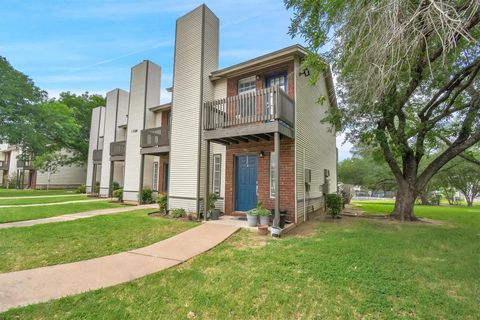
[235,155,258,212]
[246,214,258,227]
[259,215,269,225]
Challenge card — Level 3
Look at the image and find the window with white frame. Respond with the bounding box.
[213,154,222,195]
[152,162,159,191]
[238,76,256,94]
[270,152,276,198]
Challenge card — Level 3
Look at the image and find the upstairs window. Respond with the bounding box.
[238,76,256,94]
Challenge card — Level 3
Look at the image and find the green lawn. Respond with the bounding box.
[0,201,123,224]
[0,210,196,273]
[352,200,480,227]
[0,195,93,206]
[0,189,77,197]
[2,202,479,319]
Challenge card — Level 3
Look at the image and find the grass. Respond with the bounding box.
[0,210,196,273]
[0,195,92,206]
[0,201,124,224]
[0,189,77,197]
[2,201,479,319]
[352,200,480,228]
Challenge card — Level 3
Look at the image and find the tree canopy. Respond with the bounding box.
[286,0,480,220]
[0,56,105,170]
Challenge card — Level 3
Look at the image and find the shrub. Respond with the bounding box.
[94,182,100,194]
[76,185,86,194]
[247,201,271,216]
[112,188,123,202]
[430,194,442,206]
[326,193,342,217]
[209,192,218,211]
[112,181,120,191]
[142,188,153,204]
[170,208,186,218]
[157,193,168,214]
[7,173,18,189]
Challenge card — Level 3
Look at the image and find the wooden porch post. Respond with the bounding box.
[108,161,114,198]
[204,139,211,221]
[138,154,145,204]
[274,132,280,227]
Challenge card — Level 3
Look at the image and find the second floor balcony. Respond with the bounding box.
[17,160,33,170]
[140,126,170,155]
[92,149,103,162]
[203,85,294,144]
[110,141,126,158]
[0,160,8,170]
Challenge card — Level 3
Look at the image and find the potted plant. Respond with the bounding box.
[246,207,259,227]
[208,192,220,220]
[256,205,271,226]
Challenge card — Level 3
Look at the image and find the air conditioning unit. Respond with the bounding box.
[324,169,330,177]
[322,181,330,194]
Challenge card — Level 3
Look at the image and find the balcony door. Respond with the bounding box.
[265,72,287,117]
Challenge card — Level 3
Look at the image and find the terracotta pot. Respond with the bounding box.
[258,224,269,236]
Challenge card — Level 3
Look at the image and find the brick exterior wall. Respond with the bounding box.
[227,60,294,98]
[224,138,295,221]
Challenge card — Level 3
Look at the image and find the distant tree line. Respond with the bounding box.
[0,56,105,171]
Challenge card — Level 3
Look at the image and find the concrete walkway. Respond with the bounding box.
[0,194,86,200]
[0,198,108,208]
[0,204,158,229]
[0,223,239,312]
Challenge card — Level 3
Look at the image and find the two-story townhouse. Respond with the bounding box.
[86,4,337,226]
[0,144,86,189]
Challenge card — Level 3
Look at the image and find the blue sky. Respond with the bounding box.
[0,0,352,159]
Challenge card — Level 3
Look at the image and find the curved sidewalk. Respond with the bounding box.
[0,204,158,229]
[0,198,109,208]
[0,223,239,312]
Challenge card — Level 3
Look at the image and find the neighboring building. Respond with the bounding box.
[0,144,86,189]
[86,4,338,224]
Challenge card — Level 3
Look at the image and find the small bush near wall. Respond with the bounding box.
[326,194,342,218]
[157,193,168,214]
[142,188,153,204]
[112,181,120,191]
[94,182,100,194]
[7,173,18,189]
[170,208,186,218]
[76,185,86,194]
[113,188,123,202]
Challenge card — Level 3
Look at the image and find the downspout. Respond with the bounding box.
[303,147,306,222]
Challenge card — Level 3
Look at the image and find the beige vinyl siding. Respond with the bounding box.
[36,164,86,188]
[209,78,227,211]
[294,58,337,222]
[85,106,105,192]
[168,5,219,212]
[116,89,129,136]
[99,89,120,197]
[123,61,161,202]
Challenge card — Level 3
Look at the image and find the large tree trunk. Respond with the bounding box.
[391,186,417,221]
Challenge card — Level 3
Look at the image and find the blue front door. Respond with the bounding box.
[235,155,258,211]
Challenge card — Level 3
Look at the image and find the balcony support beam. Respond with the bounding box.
[204,140,211,221]
[273,131,280,228]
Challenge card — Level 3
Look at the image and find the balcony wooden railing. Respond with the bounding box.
[203,85,294,131]
[0,160,8,170]
[92,149,103,162]
[17,160,33,169]
[141,126,169,148]
[110,141,126,157]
